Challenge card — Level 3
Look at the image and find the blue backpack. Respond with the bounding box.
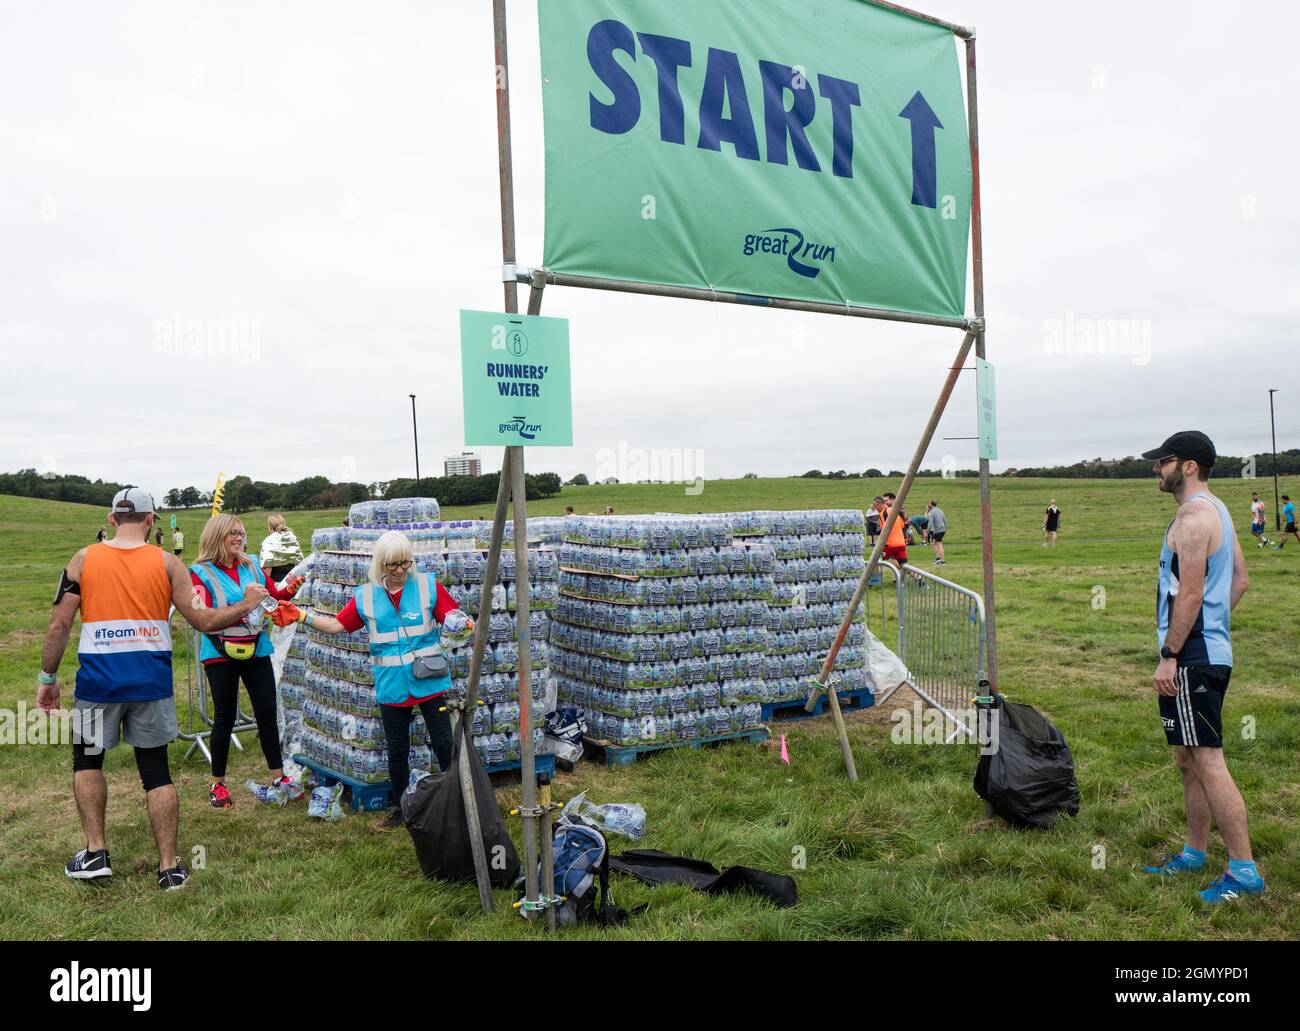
[538,815,628,927]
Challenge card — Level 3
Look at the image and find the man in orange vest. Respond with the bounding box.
[878,491,909,566]
[37,487,269,889]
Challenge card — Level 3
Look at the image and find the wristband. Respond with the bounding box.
[299,611,311,627]
[38,670,58,686]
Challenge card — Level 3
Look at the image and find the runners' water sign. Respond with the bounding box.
[460,310,573,447]
[540,0,971,319]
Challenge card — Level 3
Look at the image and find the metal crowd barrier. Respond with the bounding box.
[860,560,987,742]
[177,624,258,766]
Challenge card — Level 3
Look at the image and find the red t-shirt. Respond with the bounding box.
[333,579,460,707]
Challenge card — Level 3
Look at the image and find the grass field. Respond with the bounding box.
[1,475,1297,940]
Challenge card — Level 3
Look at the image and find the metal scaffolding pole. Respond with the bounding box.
[491,0,546,928]
[805,329,979,778]
[966,34,998,692]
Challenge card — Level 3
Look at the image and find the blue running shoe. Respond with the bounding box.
[1142,853,1203,876]
[1199,873,1264,904]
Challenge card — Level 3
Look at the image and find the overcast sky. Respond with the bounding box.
[2,0,1297,495]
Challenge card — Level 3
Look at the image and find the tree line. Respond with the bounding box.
[1003,450,1300,479]
[0,469,564,511]
[800,449,1299,480]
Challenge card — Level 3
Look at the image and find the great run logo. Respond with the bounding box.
[50,962,151,1011]
[499,415,540,441]
[741,227,836,279]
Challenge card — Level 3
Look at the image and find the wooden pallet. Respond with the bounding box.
[583,727,769,767]
[761,687,874,723]
[292,754,390,813]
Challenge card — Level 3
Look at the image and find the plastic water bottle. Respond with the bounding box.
[602,803,647,840]
[246,780,287,806]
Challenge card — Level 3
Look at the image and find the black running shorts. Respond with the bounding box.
[1159,664,1230,748]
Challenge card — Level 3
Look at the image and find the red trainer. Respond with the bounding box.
[209,782,233,809]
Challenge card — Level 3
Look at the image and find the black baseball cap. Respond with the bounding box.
[1141,430,1216,468]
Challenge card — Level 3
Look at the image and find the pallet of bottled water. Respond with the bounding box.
[723,509,869,703]
[295,496,555,778]
[548,514,779,757]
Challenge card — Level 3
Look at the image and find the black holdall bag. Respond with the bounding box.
[401,728,519,888]
[973,698,1081,829]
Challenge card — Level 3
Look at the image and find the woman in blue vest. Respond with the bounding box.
[299,531,463,827]
[191,514,305,808]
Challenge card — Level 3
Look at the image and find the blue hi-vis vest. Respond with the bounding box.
[1157,493,1234,667]
[191,560,274,662]
[354,571,451,705]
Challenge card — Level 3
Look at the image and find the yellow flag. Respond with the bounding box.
[211,471,226,516]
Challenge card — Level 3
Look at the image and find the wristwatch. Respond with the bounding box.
[38,670,57,685]
[1160,645,1178,660]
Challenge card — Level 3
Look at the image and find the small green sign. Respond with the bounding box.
[976,357,997,461]
[460,310,573,447]
[170,514,177,530]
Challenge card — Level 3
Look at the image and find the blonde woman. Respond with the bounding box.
[260,513,304,585]
[292,530,465,827]
[191,514,304,808]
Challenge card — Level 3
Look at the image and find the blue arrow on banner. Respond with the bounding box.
[898,91,943,209]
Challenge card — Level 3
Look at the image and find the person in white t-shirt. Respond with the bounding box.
[1248,493,1270,549]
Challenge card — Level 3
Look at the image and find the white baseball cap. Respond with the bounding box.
[110,486,156,514]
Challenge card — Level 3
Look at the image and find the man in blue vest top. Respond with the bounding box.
[1139,431,1263,903]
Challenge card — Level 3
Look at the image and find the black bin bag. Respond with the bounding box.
[973,699,1080,829]
[401,732,520,887]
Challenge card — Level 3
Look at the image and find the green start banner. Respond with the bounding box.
[539,0,971,319]
[460,310,573,447]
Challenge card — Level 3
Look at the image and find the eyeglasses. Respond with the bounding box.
[226,530,246,538]
[384,560,413,572]
[1153,456,1178,468]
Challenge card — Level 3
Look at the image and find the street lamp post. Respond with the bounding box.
[410,394,421,483]
[1268,389,1280,532]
